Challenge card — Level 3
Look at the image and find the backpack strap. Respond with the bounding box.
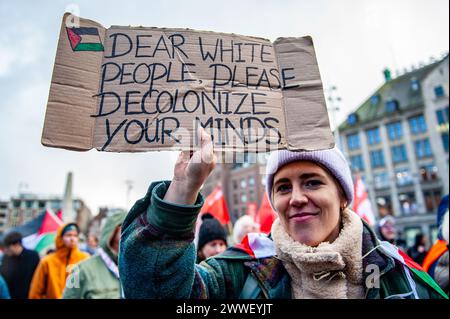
[239,273,262,299]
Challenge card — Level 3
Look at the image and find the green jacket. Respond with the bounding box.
[63,212,126,299]
[119,181,448,299]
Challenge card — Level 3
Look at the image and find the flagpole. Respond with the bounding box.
[226,221,232,236]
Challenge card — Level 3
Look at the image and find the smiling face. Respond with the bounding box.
[272,161,347,247]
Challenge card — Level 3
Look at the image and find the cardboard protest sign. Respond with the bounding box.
[41,13,334,152]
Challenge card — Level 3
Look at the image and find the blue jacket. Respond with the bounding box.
[0,274,10,299]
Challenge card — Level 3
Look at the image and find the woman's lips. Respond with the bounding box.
[289,212,319,223]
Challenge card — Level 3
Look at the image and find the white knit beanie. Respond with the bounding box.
[265,147,354,210]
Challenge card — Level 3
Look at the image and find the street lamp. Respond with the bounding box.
[327,85,342,151]
[125,180,134,210]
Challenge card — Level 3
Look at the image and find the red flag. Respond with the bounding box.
[56,209,63,221]
[38,210,63,235]
[353,175,376,225]
[200,186,230,225]
[256,192,277,234]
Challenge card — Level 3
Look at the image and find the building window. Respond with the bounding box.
[347,113,358,126]
[434,85,445,98]
[366,128,381,145]
[385,100,399,113]
[430,225,439,248]
[346,133,360,150]
[240,179,247,188]
[414,139,433,159]
[409,115,427,134]
[386,122,403,140]
[395,168,413,186]
[373,172,390,189]
[410,78,420,92]
[370,150,385,168]
[50,201,61,211]
[399,193,418,215]
[405,227,422,248]
[391,144,408,163]
[376,196,393,217]
[241,194,247,203]
[248,177,255,186]
[442,133,449,152]
[419,163,438,181]
[423,189,442,212]
[232,162,243,170]
[370,94,380,106]
[350,154,364,171]
[435,107,449,125]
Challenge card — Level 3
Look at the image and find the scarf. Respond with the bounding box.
[98,247,120,280]
[271,208,365,299]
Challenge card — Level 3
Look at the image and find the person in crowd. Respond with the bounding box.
[375,215,397,244]
[433,209,448,296]
[119,129,447,299]
[395,231,408,253]
[423,195,449,277]
[0,231,40,299]
[407,233,428,265]
[0,244,4,265]
[196,213,228,263]
[0,274,10,299]
[63,212,126,299]
[84,234,99,256]
[232,215,260,245]
[28,223,89,299]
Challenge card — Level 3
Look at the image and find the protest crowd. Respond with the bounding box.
[0,129,448,300]
[1,10,449,303]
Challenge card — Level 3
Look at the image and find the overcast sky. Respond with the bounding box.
[0,0,448,215]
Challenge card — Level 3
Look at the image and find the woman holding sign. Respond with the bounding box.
[119,129,447,299]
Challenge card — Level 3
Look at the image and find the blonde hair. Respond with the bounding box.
[232,215,259,244]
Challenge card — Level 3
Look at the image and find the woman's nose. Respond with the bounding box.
[290,185,308,206]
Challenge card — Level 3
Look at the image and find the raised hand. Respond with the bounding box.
[163,128,217,205]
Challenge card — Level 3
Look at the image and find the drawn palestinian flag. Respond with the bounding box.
[66,27,104,52]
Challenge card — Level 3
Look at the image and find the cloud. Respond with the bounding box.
[0,25,45,76]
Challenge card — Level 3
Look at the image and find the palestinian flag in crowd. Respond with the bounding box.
[66,27,104,52]
[379,241,448,299]
[14,210,63,255]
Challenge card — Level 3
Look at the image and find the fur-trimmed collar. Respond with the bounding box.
[271,208,365,299]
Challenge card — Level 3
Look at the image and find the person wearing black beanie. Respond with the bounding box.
[197,213,227,263]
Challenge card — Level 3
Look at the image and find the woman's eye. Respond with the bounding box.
[276,184,291,193]
[305,180,323,188]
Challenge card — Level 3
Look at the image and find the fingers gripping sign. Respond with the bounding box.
[164,128,217,205]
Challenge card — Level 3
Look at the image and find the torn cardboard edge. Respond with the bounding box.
[41,13,334,153]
